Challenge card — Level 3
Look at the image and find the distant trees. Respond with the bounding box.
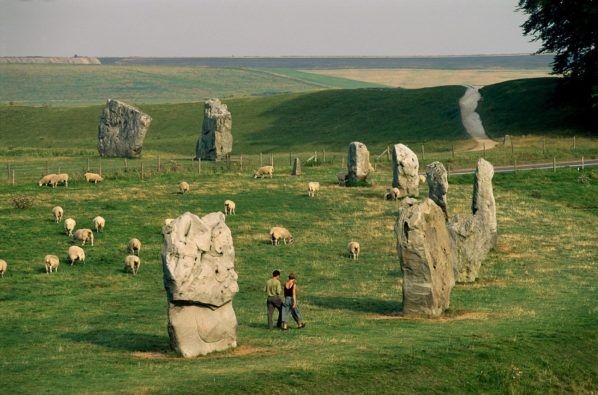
[518,0,597,109]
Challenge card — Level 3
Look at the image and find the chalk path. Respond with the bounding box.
[459,86,497,151]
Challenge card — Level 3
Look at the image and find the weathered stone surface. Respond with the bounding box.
[392,144,419,196]
[347,142,370,184]
[98,100,152,158]
[161,211,238,357]
[426,161,449,219]
[395,199,455,316]
[291,157,302,176]
[448,158,497,283]
[196,99,232,161]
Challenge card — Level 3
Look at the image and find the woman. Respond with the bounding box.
[281,273,305,330]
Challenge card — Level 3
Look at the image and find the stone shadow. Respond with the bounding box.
[309,296,401,315]
[63,329,169,353]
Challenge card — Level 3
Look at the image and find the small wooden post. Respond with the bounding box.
[240,155,244,172]
[553,157,556,172]
[157,156,161,172]
[289,152,292,166]
[573,136,576,150]
[421,144,425,161]
[511,139,514,155]
[323,149,326,163]
[124,158,128,172]
[387,145,391,161]
[198,158,201,175]
[141,162,144,180]
[341,157,345,169]
[543,138,546,155]
[581,156,585,170]
[58,166,61,174]
[87,158,90,171]
[314,151,318,163]
[7,163,10,181]
[270,154,273,167]
[513,160,517,172]
[260,153,263,166]
[46,161,49,175]
[483,143,486,158]
[99,158,102,177]
[452,144,455,158]
[11,170,15,186]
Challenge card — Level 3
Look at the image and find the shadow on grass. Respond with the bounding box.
[309,296,402,315]
[63,329,169,352]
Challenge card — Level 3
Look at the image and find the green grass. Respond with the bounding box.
[0,165,596,394]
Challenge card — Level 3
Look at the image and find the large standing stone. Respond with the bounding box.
[291,157,302,176]
[161,212,239,357]
[426,161,449,219]
[346,142,370,184]
[196,99,232,161]
[448,158,497,282]
[392,144,419,196]
[395,199,456,316]
[98,99,152,158]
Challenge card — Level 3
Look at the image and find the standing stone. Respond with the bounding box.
[291,157,302,176]
[196,99,232,161]
[426,161,449,219]
[392,144,419,196]
[395,199,455,316]
[161,211,239,357]
[98,99,152,158]
[472,158,497,241]
[346,142,370,184]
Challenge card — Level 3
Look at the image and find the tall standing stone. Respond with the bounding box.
[161,212,239,358]
[395,199,456,316]
[426,161,449,219]
[291,157,302,176]
[346,142,370,184]
[196,99,232,161]
[392,144,419,197]
[98,99,152,158]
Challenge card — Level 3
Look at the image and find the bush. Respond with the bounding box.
[12,195,34,209]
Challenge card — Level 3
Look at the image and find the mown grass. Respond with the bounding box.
[0,164,596,394]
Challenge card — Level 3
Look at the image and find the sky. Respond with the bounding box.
[0,0,540,57]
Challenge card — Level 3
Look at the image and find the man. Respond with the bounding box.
[265,269,283,329]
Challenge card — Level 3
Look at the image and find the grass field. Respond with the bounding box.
[0,163,596,394]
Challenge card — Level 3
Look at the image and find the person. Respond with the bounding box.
[264,270,283,329]
[281,273,305,330]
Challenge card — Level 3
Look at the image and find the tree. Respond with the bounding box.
[518,0,598,107]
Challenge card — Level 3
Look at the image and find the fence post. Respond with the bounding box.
[573,136,576,150]
[198,158,201,175]
[511,139,514,155]
[289,152,292,166]
[387,145,391,161]
[141,162,144,180]
[99,158,102,177]
[314,151,317,163]
[543,138,546,155]
[260,153,263,166]
[553,157,556,172]
[581,156,585,170]
[6,163,10,181]
[87,158,90,172]
[270,154,273,167]
[124,158,128,172]
[240,155,243,172]
[157,156,161,172]
[452,144,455,158]
[323,149,326,163]
[513,160,517,172]
[46,161,49,175]
[421,144,425,161]
[341,157,345,169]
[11,170,15,186]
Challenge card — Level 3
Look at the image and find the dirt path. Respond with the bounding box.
[459,86,497,151]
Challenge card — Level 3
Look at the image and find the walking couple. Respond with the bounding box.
[265,270,305,330]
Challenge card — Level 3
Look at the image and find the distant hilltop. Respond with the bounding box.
[0,56,101,65]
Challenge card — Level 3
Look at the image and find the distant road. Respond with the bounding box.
[448,158,598,176]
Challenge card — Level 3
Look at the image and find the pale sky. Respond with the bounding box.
[0,0,540,57]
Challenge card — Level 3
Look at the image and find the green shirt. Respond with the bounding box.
[265,278,282,297]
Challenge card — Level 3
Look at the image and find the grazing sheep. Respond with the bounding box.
[93,216,105,233]
[336,172,347,186]
[50,173,69,188]
[38,174,57,187]
[178,181,190,194]
[269,227,293,245]
[419,175,426,185]
[224,200,236,215]
[64,218,76,237]
[163,218,174,226]
[67,246,85,265]
[44,254,60,273]
[347,241,360,260]
[254,165,274,179]
[128,238,141,256]
[72,229,94,246]
[0,259,7,278]
[52,206,64,223]
[124,255,141,275]
[385,187,401,201]
[84,172,104,184]
[307,182,320,197]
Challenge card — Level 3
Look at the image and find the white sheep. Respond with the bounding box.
[269,226,293,245]
[336,172,347,186]
[67,246,85,265]
[84,172,104,184]
[178,181,190,194]
[385,187,401,201]
[0,259,7,278]
[44,254,60,273]
[52,206,64,223]
[128,238,141,256]
[38,174,57,187]
[254,165,274,179]
[224,200,236,215]
[347,241,360,260]
[307,182,320,197]
[72,229,94,246]
[64,218,76,237]
[93,216,105,233]
[124,255,141,275]
[164,218,174,226]
[419,175,426,185]
[50,173,69,188]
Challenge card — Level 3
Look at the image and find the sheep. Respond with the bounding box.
[128,238,141,256]
[0,259,7,278]
[52,206,64,223]
[254,165,274,179]
[72,228,94,246]
[224,200,236,215]
[347,241,360,260]
[124,255,141,275]
[44,254,60,273]
[269,227,293,245]
[84,172,104,184]
[336,172,347,186]
[419,175,426,185]
[307,181,320,197]
[38,174,57,187]
[93,216,105,233]
[178,181,190,194]
[64,218,76,237]
[50,173,69,188]
[67,246,85,265]
[385,187,401,201]
[164,218,174,226]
